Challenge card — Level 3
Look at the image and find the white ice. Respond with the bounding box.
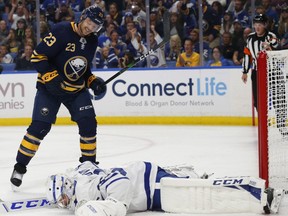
[0,125,287,216]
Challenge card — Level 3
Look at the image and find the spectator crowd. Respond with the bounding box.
[0,0,288,70]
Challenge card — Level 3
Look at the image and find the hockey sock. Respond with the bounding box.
[16,133,41,166]
[77,117,97,163]
[79,136,97,162]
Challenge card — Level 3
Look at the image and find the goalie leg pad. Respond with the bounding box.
[160,176,267,214]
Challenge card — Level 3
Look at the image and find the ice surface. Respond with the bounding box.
[0,125,287,215]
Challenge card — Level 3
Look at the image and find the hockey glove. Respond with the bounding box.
[89,75,107,96]
[42,71,67,96]
[75,197,127,216]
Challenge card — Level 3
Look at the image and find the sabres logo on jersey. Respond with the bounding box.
[150,54,160,67]
[64,56,88,81]
[202,20,210,33]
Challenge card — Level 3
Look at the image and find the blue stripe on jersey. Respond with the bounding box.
[144,162,152,209]
[152,167,179,210]
[105,176,129,190]
[98,172,118,187]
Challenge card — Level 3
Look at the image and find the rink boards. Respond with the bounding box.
[0,67,254,125]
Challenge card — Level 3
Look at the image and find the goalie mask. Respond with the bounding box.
[46,174,75,208]
[80,5,104,33]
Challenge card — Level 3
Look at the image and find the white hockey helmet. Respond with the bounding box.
[46,174,75,208]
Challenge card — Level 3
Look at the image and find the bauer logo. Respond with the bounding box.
[111,78,227,97]
[213,178,244,185]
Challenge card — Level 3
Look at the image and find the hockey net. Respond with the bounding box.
[257,50,288,191]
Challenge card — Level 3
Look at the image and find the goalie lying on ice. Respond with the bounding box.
[46,161,283,216]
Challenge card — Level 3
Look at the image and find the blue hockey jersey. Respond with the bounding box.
[31,21,98,93]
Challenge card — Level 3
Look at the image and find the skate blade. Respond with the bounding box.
[11,183,20,192]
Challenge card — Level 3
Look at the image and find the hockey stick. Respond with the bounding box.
[0,197,50,213]
[103,38,169,86]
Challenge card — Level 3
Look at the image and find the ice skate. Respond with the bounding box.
[10,163,27,188]
[263,187,284,214]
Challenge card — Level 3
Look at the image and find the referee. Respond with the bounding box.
[242,14,288,136]
[241,14,279,110]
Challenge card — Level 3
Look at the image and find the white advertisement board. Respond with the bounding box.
[0,68,252,120]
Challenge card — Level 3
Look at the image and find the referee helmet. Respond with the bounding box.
[253,14,268,24]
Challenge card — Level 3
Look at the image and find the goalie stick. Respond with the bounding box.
[0,197,49,213]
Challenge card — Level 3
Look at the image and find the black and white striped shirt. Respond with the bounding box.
[242,31,279,73]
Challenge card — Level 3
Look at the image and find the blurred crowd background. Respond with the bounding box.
[0,0,287,71]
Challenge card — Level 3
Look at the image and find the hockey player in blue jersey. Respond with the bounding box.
[10,5,107,188]
[46,161,283,216]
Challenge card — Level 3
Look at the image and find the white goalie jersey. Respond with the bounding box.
[47,161,283,216]
[65,161,159,212]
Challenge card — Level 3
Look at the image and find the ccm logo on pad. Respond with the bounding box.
[213,178,244,185]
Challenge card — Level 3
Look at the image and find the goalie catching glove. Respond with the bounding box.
[87,75,107,96]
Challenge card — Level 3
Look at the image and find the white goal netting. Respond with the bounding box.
[264,50,288,191]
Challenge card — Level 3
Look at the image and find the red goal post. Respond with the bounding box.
[257,51,269,187]
[257,50,288,191]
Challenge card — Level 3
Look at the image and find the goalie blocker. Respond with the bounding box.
[75,176,283,216]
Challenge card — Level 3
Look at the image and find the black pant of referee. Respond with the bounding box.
[251,69,258,110]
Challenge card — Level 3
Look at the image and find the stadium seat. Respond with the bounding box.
[1,63,16,71]
[166,60,176,68]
